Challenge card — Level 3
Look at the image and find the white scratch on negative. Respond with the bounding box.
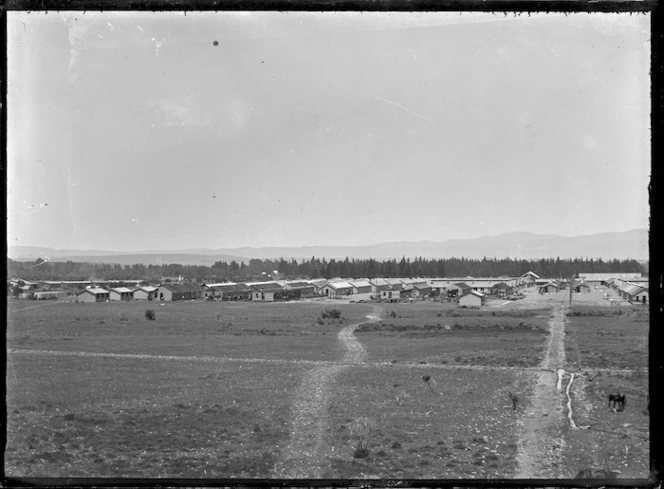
[137,25,144,32]
[371,95,434,124]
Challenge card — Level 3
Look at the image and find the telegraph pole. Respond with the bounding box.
[569,273,575,306]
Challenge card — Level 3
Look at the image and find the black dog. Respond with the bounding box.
[608,393,626,412]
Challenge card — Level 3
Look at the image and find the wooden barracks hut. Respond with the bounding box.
[133,286,158,301]
[156,284,203,301]
[76,287,110,303]
[458,290,484,308]
[110,287,134,301]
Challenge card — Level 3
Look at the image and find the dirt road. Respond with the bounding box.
[271,306,381,478]
[515,303,568,478]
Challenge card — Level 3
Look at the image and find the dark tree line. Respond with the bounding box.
[8,256,647,283]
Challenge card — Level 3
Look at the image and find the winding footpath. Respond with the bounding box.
[515,303,568,478]
[270,306,382,478]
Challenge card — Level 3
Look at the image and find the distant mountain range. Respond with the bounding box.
[8,229,648,265]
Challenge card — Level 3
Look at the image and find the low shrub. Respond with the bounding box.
[145,309,156,321]
[349,417,375,459]
[321,308,342,319]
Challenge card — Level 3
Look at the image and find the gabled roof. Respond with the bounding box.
[160,283,203,293]
[284,281,314,289]
[111,287,134,293]
[413,283,432,290]
[205,282,237,288]
[79,287,108,295]
[326,281,353,290]
[136,286,158,293]
[370,278,390,287]
[349,280,372,288]
[453,282,472,290]
[460,290,484,298]
[623,284,646,295]
[249,282,285,292]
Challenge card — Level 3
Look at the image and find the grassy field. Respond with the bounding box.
[5,295,650,479]
[564,304,649,370]
[322,366,527,479]
[355,304,551,367]
[557,303,649,479]
[7,353,304,477]
[8,300,372,362]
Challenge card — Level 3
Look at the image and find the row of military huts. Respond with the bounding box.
[71,272,542,304]
[604,278,649,304]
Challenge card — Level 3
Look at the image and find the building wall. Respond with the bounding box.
[110,291,133,301]
[632,291,648,304]
[459,294,482,308]
[380,290,400,302]
[157,287,173,301]
[134,289,155,300]
[413,288,432,298]
[34,291,67,300]
[77,291,108,302]
[253,291,275,302]
[220,291,252,301]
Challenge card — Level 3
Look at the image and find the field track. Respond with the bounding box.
[7,348,642,376]
[271,305,382,478]
[515,303,568,478]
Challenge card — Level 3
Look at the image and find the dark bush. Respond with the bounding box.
[145,309,156,321]
[321,308,342,319]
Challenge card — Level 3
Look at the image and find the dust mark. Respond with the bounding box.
[27,202,48,213]
[371,94,434,124]
[137,25,144,33]
[151,37,166,56]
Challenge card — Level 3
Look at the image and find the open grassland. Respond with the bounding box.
[6,354,303,477]
[8,301,372,362]
[322,366,527,479]
[556,303,649,479]
[564,304,648,370]
[356,305,550,367]
[5,294,650,479]
[559,368,649,479]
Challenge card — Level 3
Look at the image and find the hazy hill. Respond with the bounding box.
[8,229,647,265]
[7,247,247,266]
[212,229,649,261]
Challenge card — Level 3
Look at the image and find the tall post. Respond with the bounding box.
[569,273,575,306]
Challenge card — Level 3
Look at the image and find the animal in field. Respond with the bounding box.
[508,391,519,410]
[608,393,626,412]
[575,468,621,479]
[422,375,437,394]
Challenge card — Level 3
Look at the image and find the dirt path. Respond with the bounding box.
[515,303,568,478]
[271,306,382,478]
[8,348,642,376]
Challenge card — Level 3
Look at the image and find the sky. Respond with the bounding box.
[7,12,651,251]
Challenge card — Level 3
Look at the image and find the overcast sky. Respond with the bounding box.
[7,12,650,251]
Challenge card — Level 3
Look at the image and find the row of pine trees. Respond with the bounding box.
[7,256,646,283]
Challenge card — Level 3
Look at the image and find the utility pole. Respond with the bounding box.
[569,273,575,306]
